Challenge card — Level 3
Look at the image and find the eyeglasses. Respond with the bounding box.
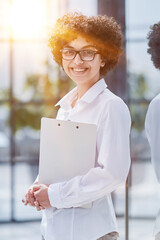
[60,49,99,61]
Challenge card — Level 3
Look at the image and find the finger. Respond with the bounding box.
[25,192,30,204]
[29,188,34,196]
[40,206,45,210]
[33,189,41,199]
[29,196,36,207]
[22,198,28,205]
[36,206,41,211]
[32,185,41,192]
[28,189,36,206]
[34,200,41,211]
[23,195,29,205]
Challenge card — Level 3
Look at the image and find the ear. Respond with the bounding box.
[100,57,105,67]
[100,61,105,67]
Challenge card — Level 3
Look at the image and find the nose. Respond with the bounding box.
[73,52,84,65]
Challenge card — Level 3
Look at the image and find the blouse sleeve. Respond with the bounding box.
[145,98,160,182]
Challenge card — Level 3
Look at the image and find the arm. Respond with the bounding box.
[145,99,160,182]
[47,99,131,209]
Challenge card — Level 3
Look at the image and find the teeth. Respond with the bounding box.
[73,68,86,72]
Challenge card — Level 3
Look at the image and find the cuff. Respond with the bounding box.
[48,182,64,209]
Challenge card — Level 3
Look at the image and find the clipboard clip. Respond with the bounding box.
[57,122,79,129]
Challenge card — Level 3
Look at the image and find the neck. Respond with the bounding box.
[76,78,100,99]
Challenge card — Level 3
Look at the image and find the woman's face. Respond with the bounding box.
[61,36,105,86]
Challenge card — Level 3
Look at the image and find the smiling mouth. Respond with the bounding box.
[71,68,88,73]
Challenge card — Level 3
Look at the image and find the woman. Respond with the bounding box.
[23,12,131,240]
[145,21,160,240]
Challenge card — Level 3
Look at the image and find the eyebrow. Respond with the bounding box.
[63,45,97,50]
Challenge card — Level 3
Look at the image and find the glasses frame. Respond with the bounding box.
[60,49,100,62]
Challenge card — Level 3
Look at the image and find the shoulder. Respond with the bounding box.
[145,94,160,130]
[97,88,131,124]
[148,94,160,109]
[99,88,130,112]
[146,94,160,122]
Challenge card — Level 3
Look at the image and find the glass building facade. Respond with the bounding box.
[0,0,160,239]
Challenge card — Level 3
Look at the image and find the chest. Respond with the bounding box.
[56,101,106,125]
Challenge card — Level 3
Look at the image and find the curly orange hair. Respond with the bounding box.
[48,12,123,76]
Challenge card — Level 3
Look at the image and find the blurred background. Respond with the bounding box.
[0,0,160,239]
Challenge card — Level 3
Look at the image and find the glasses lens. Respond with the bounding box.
[61,49,98,61]
[80,50,95,61]
[61,49,75,60]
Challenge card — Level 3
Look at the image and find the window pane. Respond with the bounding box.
[13,42,48,101]
[129,160,160,239]
[126,0,160,36]
[0,43,10,100]
[0,163,11,221]
[127,41,160,100]
[12,41,74,102]
[130,161,160,218]
[0,222,41,240]
[0,0,10,40]
[130,103,149,159]
[69,0,97,15]
[129,218,155,240]
[14,162,41,220]
[14,104,57,160]
[0,104,10,162]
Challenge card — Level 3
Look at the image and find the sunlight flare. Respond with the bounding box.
[9,0,46,39]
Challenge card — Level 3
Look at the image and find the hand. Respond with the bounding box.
[34,199,45,211]
[32,184,51,209]
[22,183,38,207]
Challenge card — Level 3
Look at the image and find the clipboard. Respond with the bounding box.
[39,117,97,187]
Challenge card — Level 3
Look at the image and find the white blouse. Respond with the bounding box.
[145,93,160,182]
[145,93,160,235]
[41,79,131,240]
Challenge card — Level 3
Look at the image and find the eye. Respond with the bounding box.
[82,50,94,56]
[62,49,75,56]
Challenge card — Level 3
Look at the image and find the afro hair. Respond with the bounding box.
[48,12,123,76]
[147,22,160,69]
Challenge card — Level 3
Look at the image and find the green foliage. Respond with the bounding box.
[14,106,42,131]
[130,103,148,132]
[128,73,148,99]
[1,61,74,133]
[0,89,10,100]
[128,72,149,132]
